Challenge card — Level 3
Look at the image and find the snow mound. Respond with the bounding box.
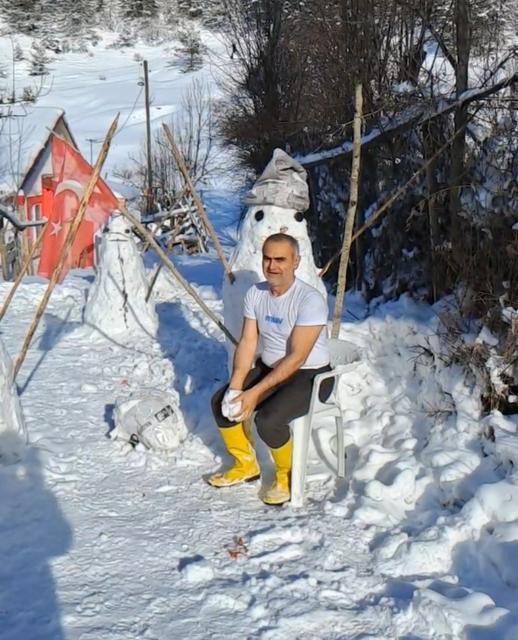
[112,389,186,453]
[85,213,158,340]
[0,338,26,465]
[178,555,214,584]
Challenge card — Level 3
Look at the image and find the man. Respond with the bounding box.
[208,233,333,505]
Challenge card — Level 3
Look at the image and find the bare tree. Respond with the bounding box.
[115,79,215,206]
[449,0,472,238]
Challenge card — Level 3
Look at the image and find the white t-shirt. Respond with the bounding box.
[243,277,330,369]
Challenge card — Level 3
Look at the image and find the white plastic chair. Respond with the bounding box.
[290,338,360,508]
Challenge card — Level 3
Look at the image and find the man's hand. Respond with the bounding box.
[232,387,261,421]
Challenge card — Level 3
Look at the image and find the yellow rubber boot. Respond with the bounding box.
[262,438,292,506]
[208,423,260,488]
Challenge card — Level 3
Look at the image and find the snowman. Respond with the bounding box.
[223,149,326,368]
[85,212,158,340]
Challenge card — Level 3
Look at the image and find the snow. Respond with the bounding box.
[0,336,26,464]
[0,104,65,193]
[0,29,227,181]
[84,212,158,340]
[0,20,517,640]
[2,266,518,639]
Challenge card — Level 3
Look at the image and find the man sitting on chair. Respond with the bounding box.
[208,233,333,505]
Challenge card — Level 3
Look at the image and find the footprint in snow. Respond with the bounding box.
[178,555,215,584]
[247,526,323,565]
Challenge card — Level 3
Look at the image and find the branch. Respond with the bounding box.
[298,71,518,168]
[0,204,47,230]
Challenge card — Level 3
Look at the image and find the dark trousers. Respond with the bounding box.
[211,360,333,449]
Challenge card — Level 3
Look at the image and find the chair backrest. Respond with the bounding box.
[328,338,361,367]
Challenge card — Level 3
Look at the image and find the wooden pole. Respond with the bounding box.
[13,114,119,381]
[140,185,189,254]
[145,230,178,302]
[121,207,238,345]
[143,60,154,214]
[0,225,8,280]
[0,221,48,322]
[331,84,363,339]
[162,123,235,284]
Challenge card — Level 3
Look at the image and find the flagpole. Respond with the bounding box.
[13,114,119,381]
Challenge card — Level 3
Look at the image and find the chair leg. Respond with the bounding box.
[335,415,345,478]
[290,415,311,508]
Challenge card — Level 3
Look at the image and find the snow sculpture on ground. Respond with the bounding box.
[111,390,186,453]
[0,338,26,465]
[85,212,158,340]
[223,149,326,365]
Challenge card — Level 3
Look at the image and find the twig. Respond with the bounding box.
[0,204,47,230]
[121,208,238,345]
[145,230,179,302]
[331,85,362,338]
[162,123,235,284]
[319,107,484,278]
[141,185,189,253]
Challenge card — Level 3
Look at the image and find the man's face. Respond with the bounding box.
[262,239,300,289]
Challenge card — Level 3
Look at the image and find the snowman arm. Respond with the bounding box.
[252,325,324,396]
[229,318,259,390]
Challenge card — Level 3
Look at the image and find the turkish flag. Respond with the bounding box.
[37,135,118,280]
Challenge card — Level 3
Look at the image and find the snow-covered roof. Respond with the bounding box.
[0,105,67,194]
[106,179,140,202]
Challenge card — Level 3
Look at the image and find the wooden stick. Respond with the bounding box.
[121,207,238,345]
[143,187,196,302]
[0,226,8,280]
[331,85,363,339]
[145,230,178,302]
[140,185,190,253]
[13,114,119,380]
[0,222,48,322]
[319,114,478,279]
[162,123,235,284]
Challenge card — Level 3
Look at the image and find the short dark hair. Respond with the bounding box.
[262,233,300,257]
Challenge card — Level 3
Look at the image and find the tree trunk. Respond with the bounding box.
[449,0,471,241]
[331,84,363,338]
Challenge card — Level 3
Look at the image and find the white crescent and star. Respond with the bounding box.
[54,179,109,225]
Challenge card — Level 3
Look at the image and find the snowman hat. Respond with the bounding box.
[244,148,310,212]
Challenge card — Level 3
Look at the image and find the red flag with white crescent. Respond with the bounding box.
[37,135,118,280]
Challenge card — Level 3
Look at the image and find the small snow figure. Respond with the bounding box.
[85,212,158,340]
[0,338,26,465]
[223,149,326,368]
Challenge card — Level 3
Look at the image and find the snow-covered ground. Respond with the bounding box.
[1,22,518,640]
[2,256,518,639]
[0,27,232,181]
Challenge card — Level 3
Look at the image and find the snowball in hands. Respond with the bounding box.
[221,389,243,421]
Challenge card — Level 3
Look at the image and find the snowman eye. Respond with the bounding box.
[294,212,304,222]
[254,210,264,221]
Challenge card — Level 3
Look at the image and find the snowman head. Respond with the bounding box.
[106,211,132,239]
[240,149,314,258]
[240,203,312,256]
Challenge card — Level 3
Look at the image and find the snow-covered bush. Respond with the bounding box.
[174,23,205,72]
